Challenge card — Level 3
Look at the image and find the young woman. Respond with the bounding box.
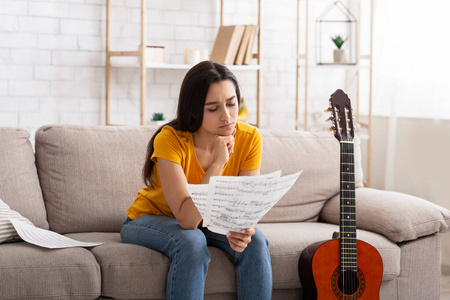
[121,61,272,300]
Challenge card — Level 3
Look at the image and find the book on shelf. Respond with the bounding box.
[210,25,245,65]
[234,25,253,65]
[243,25,259,65]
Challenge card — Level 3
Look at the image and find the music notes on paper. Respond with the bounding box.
[186,170,303,235]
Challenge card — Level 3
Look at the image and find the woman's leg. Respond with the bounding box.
[200,227,272,300]
[121,215,210,300]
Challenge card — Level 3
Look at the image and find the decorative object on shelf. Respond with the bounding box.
[243,25,259,65]
[331,35,347,63]
[211,25,245,65]
[238,97,249,121]
[145,45,165,64]
[316,1,357,65]
[148,113,166,126]
[184,48,209,65]
[210,25,259,65]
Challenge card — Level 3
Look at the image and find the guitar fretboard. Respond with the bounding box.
[340,141,357,272]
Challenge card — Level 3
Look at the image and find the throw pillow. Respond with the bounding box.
[0,199,34,243]
[320,187,450,243]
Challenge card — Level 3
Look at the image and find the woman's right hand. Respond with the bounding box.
[213,128,235,167]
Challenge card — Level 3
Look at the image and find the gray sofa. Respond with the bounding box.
[1,124,449,300]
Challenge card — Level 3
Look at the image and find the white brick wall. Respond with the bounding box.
[0,0,362,134]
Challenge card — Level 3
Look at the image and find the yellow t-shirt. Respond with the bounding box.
[126,121,262,220]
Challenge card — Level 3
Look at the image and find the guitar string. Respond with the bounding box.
[341,142,357,299]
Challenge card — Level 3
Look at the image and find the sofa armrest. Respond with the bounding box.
[319,187,450,243]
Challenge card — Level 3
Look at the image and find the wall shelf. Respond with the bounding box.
[295,0,374,186]
[109,62,261,71]
[105,0,263,127]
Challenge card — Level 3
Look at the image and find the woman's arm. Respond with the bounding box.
[158,158,202,230]
[200,132,236,184]
[238,169,260,176]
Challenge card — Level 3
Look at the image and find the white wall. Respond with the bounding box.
[0,0,352,136]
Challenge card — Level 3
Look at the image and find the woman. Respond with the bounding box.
[121,61,272,300]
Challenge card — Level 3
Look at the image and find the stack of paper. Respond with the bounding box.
[187,170,302,234]
[9,218,103,249]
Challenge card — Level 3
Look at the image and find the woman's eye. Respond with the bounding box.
[207,107,218,112]
[227,102,236,107]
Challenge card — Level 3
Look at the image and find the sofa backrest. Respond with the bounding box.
[35,125,364,234]
[35,125,154,234]
[0,127,49,230]
[259,129,364,223]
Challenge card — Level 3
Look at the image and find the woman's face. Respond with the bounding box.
[200,79,239,137]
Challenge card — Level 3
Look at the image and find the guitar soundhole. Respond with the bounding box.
[338,270,359,295]
[331,267,366,299]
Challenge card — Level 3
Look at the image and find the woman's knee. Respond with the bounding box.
[175,229,210,260]
[246,228,270,256]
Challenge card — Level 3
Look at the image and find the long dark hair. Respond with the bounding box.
[142,61,241,187]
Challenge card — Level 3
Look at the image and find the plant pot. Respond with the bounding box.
[333,49,345,63]
[148,120,166,126]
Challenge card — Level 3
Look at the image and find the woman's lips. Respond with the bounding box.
[219,123,234,129]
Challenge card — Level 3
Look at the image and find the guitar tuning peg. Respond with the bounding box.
[324,107,332,113]
[325,116,335,122]
[327,126,336,132]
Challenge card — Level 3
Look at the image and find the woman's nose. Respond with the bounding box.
[221,105,231,121]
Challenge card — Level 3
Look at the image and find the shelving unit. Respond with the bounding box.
[105,0,262,127]
[295,0,374,186]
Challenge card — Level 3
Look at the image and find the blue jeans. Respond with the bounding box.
[120,215,272,300]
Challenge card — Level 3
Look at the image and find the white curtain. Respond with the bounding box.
[372,0,450,189]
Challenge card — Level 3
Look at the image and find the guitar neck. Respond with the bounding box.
[340,141,357,272]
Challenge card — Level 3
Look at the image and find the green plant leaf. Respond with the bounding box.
[331,35,347,49]
[151,113,165,121]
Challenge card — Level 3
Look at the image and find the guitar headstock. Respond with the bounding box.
[325,89,354,142]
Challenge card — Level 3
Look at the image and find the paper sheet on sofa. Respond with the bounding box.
[187,170,302,235]
[9,218,103,249]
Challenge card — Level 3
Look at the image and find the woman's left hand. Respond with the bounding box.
[226,228,255,253]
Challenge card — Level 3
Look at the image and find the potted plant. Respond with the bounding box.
[331,35,347,63]
[148,113,166,126]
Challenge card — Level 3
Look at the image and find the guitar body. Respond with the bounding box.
[299,238,383,300]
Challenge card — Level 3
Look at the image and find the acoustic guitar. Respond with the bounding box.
[298,89,383,299]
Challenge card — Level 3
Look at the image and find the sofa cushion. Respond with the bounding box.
[0,127,49,230]
[35,125,156,234]
[0,242,101,299]
[259,130,364,223]
[67,222,399,298]
[320,187,450,242]
[0,198,34,243]
[65,232,237,299]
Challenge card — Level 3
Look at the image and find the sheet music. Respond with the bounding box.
[186,170,282,219]
[186,183,209,217]
[187,170,302,234]
[9,218,103,249]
